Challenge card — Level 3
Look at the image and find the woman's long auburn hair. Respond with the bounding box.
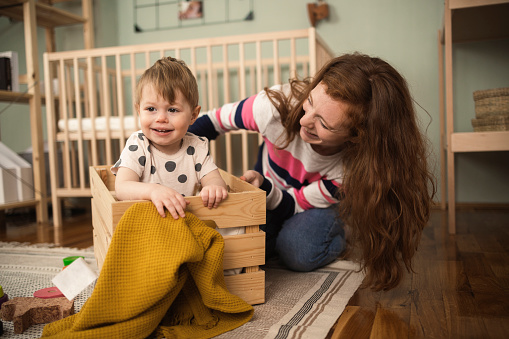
[266,53,436,291]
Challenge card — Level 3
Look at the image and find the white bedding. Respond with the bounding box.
[57,116,137,132]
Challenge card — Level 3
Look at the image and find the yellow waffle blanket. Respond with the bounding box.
[41,202,254,338]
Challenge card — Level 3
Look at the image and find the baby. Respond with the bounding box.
[112,57,228,217]
[112,58,243,275]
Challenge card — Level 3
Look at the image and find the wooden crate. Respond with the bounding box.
[90,165,266,305]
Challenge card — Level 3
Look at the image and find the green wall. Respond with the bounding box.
[0,0,508,204]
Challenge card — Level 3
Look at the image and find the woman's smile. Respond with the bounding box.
[301,126,319,140]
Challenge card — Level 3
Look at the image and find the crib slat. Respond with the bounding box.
[206,45,214,113]
[111,69,118,116]
[308,27,317,77]
[242,131,249,175]
[249,66,255,97]
[256,40,263,93]
[86,56,99,166]
[65,65,79,189]
[43,53,61,226]
[239,42,246,99]
[101,55,113,165]
[190,47,197,77]
[225,133,233,174]
[222,44,230,104]
[115,53,126,154]
[129,53,138,131]
[59,59,72,189]
[145,51,150,70]
[290,37,297,79]
[73,57,86,189]
[238,43,252,175]
[303,61,309,78]
[82,61,94,177]
[273,39,280,85]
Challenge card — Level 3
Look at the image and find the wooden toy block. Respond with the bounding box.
[1,297,74,334]
[90,165,266,305]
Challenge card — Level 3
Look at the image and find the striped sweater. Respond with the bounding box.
[188,84,344,221]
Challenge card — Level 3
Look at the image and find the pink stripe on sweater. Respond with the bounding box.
[293,187,313,210]
[264,139,322,183]
[241,95,259,132]
[215,108,227,131]
[319,182,337,204]
[266,167,287,189]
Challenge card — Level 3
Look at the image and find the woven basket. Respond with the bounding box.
[473,87,509,118]
[471,114,509,132]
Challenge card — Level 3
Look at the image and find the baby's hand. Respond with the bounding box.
[150,185,190,219]
[200,185,228,209]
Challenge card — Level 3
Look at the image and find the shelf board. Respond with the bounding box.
[0,89,51,105]
[451,131,509,152]
[449,0,509,9]
[0,198,38,211]
[449,1,509,43]
[0,0,85,28]
[0,89,32,104]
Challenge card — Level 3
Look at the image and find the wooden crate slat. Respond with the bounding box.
[224,271,265,305]
[223,232,265,270]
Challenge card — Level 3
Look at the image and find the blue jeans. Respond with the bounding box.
[262,205,346,272]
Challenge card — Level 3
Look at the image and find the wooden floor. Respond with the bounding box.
[1,205,508,338]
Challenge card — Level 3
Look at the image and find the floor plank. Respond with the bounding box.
[329,306,374,339]
[443,291,488,338]
[409,296,448,338]
[370,307,412,338]
[2,206,509,338]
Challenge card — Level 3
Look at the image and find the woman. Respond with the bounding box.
[188,53,436,291]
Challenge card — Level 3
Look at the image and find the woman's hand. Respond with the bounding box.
[200,185,228,209]
[150,185,190,219]
[240,170,264,188]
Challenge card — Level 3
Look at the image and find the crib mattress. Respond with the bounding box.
[58,116,137,132]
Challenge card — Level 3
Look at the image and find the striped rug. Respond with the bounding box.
[0,242,363,339]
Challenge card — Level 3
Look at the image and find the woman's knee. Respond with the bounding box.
[275,207,345,271]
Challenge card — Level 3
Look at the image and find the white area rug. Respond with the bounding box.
[0,242,364,338]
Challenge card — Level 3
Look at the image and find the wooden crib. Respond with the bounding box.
[42,27,334,233]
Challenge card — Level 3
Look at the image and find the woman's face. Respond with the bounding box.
[300,82,352,156]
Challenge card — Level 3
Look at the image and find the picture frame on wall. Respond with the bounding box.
[179,1,203,20]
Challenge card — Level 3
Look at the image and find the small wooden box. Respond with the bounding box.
[90,165,266,305]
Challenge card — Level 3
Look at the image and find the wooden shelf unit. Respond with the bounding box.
[0,0,86,27]
[439,0,509,233]
[0,0,93,222]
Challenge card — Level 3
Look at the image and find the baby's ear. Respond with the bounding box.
[190,105,201,123]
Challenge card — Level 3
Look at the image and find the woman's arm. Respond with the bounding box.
[189,86,281,139]
[241,170,341,217]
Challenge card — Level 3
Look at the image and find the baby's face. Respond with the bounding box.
[137,84,199,155]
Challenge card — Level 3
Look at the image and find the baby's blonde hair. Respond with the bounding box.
[135,57,199,109]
